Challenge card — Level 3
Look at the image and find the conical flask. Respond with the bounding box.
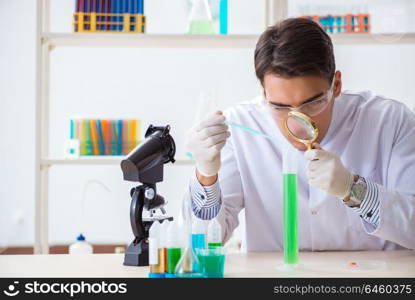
[187,0,215,34]
[174,196,204,278]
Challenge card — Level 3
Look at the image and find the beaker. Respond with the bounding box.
[196,247,226,278]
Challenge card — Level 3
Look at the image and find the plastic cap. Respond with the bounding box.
[207,218,222,243]
[76,234,86,241]
[159,220,170,248]
[149,221,161,239]
[192,217,206,234]
[166,221,183,248]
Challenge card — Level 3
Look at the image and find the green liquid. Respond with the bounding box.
[208,242,222,249]
[197,254,225,278]
[166,248,182,274]
[283,173,299,265]
[187,20,215,34]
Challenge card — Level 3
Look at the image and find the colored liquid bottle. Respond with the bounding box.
[191,217,206,272]
[160,220,170,273]
[207,218,222,248]
[282,146,299,266]
[148,221,165,278]
[166,221,182,278]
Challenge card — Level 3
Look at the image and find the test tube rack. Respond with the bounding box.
[301,14,371,34]
[73,12,146,33]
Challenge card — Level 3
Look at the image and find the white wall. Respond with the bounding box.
[1,0,415,249]
[0,0,36,250]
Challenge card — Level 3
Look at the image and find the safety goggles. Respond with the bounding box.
[266,78,336,120]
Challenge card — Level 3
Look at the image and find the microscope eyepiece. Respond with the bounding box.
[121,125,176,183]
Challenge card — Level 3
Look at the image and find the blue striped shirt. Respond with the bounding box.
[190,172,380,227]
[190,173,221,220]
[352,178,380,227]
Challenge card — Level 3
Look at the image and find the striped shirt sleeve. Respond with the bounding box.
[351,178,380,227]
[190,171,221,220]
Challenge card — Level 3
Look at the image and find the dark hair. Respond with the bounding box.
[254,18,335,85]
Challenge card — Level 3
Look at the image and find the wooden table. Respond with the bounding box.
[1,251,414,278]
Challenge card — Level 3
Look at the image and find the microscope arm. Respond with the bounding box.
[130,186,145,243]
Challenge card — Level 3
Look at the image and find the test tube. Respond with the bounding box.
[282,146,299,266]
[219,0,228,34]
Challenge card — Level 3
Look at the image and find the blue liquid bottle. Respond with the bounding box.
[191,217,206,272]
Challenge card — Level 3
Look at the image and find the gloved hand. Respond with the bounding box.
[304,143,354,199]
[185,111,231,177]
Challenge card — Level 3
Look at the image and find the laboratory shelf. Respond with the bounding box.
[41,157,193,166]
[41,33,260,49]
[41,32,415,49]
[330,33,415,45]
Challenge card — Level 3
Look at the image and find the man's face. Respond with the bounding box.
[263,72,341,151]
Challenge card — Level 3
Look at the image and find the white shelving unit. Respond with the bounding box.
[41,33,260,48]
[42,32,415,49]
[41,157,194,166]
[34,0,287,255]
[35,0,415,254]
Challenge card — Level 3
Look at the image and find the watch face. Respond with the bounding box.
[351,181,367,201]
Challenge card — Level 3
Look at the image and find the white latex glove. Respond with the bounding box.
[185,111,231,177]
[304,143,354,199]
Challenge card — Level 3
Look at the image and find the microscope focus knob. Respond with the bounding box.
[144,188,155,200]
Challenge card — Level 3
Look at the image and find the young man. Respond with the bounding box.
[184,18,415,252]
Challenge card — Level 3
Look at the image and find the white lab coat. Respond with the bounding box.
[186,90,415,252]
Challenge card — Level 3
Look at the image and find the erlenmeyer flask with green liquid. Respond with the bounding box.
[187,0,215,34]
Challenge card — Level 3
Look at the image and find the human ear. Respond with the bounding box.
[333,71,342,98]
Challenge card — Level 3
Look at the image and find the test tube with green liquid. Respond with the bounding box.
[282,146,299,266]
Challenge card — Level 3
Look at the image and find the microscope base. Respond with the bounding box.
[123,239,149,266]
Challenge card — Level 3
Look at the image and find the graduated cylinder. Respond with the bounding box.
[282,146,299,265]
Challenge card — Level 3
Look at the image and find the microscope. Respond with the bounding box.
[120,124,176,266]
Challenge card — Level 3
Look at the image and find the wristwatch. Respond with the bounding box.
[343,175,367,208]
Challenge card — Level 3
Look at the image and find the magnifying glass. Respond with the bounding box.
[283,111,319,150]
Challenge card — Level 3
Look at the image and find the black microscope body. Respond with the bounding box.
[120,125,176,266]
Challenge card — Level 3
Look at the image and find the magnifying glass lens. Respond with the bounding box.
[286,115,315,140]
